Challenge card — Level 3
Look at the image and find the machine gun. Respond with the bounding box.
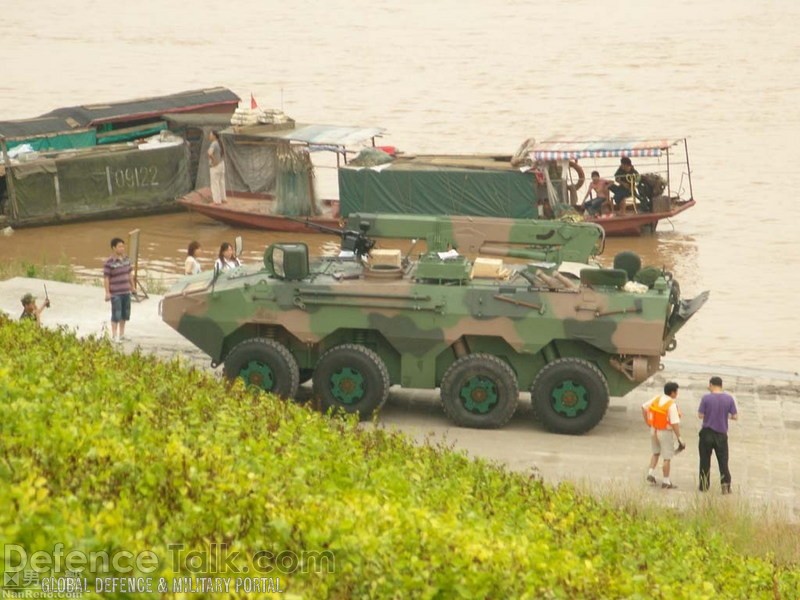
[286,217,376,259]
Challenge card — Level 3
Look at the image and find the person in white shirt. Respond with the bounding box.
[208,130,226,204]
[184,240,202,275]
[641,381,685,489]
[214,242,241,271]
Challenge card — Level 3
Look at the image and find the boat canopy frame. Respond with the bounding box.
[527,137,693,201]
[221,123,384,168]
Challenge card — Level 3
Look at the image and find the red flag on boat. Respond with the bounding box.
[250,93,259,109]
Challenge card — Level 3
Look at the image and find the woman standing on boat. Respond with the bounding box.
[208,130,226,204]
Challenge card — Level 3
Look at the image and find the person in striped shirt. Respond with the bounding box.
[103,237,135,343]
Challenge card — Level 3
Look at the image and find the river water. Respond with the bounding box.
[1,0,798,373]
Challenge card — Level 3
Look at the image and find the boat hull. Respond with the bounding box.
[178,188,341,232]
[584,200,696,236]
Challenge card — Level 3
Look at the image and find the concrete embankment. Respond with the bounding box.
[2,277,799,521]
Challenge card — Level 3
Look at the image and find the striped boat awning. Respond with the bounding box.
[531,138,679,161]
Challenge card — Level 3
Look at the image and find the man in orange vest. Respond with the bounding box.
[641,382,685,489]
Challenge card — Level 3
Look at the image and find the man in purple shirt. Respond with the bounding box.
[697,376,738,494]
[103,237,135,343]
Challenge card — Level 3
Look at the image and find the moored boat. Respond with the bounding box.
[175,121,384,231]
[338,137,697,236]
[0,87,239,227]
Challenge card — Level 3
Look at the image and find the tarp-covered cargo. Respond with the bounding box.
[339,160,540,219]
[6,142,191,225]
[0,87,240,226]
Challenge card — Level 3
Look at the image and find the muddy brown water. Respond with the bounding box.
[1,0,799,373]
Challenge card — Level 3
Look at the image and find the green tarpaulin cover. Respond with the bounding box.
[7,130,97,152]
[9,143,191,223]
[339,164,539,219]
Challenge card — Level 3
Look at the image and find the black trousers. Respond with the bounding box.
[698,427,731,491]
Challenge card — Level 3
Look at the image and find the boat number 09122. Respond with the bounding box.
[105,166,159,193]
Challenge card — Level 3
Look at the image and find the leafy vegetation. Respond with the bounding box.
[1,317,798,599]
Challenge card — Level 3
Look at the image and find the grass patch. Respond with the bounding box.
[0,256,78,283]
[582,480,800,567]
[1,318,799,599]
[0,256,171,295]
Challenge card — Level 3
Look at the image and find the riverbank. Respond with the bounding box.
[2,277,799,526]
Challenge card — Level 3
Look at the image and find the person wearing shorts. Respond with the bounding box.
[103,237,135,343]
[641,382,685,489]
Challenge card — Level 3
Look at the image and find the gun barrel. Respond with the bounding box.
[283,215,342,236]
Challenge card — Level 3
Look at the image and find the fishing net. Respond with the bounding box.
[275,145,319,216]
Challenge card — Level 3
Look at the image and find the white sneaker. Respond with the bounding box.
[112,337,122,344]
[118,335,129,342]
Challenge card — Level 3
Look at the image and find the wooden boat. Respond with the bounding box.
[175,121,384,232]
[338,138,697,236]
[179,188,340,231]
[582,198,696,236]
[180,134,696,237]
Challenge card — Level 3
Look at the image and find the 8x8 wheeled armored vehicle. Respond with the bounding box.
[161,213,707,434]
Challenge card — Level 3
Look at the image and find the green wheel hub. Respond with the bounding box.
[240,360,275,391]
[551,380,589,417]
[330,368,365,405]
[459,376,498,414]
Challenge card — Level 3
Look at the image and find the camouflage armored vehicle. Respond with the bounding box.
[161,213,708,434]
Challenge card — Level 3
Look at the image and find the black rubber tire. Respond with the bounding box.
[223,338,300,399]
[312,344,390,420]
[530,358,609,435]
[440,354,518,429]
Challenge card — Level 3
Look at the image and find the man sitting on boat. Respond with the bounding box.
[609,156,659,214]
[609,156,640,214]
[582,171,612,216]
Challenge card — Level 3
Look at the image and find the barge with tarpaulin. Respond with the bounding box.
[0,87,239,227]
[337,137,696,236]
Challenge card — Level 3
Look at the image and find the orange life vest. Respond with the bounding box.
[647,397,674,430]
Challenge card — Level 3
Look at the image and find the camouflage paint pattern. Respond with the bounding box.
[345,212,606,262]
[162,214,707,402]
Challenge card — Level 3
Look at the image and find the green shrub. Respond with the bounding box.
[0,316,798,599]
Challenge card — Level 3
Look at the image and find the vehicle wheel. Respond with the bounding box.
[530,358,609,435]
[223,338,300,399]
[312,344,390,419]
[440,354,518,429]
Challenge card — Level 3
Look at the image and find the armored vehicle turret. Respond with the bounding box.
[161,214,707,434]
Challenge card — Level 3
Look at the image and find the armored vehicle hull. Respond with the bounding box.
[162,214,707,434]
